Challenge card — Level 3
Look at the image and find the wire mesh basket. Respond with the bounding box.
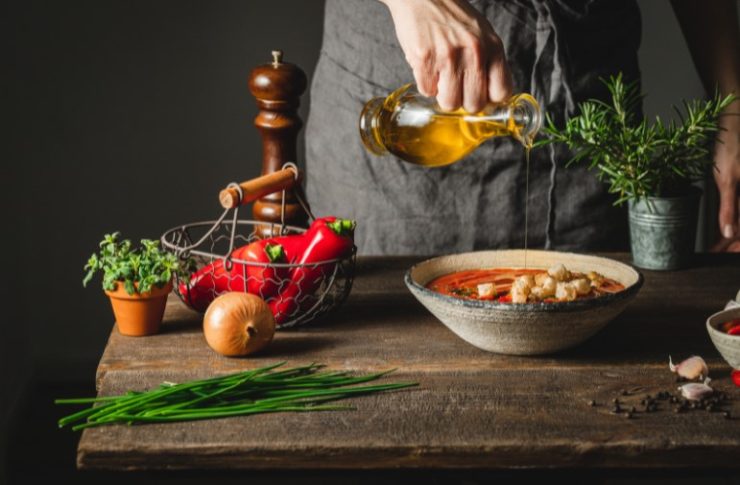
[161,165,356,328]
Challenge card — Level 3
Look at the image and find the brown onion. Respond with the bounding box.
[203,292,275,357]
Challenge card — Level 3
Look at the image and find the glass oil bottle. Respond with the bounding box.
[359,83,541,167]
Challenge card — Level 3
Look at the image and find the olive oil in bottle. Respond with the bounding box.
[359,84,541,167]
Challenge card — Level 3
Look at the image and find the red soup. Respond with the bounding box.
[426,268,625,303]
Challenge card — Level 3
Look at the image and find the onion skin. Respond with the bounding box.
[203,292,276,357]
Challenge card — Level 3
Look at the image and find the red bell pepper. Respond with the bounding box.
[178,259,235,312]
[236,240,286,299]
[179,240,285,312]
[269,217,355,324]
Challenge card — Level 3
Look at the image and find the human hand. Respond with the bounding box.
[381,0,513,113]
[711,101,740,252]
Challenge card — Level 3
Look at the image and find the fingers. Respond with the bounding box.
[487,40,514,103]
[462,39,487,113]
[412,49,438,97]
[711,236,740,253]
[437,50,463,111]
[391,0,513,112]
[718,180,739,239]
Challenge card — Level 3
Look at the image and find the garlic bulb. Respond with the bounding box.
[669,355,709,380]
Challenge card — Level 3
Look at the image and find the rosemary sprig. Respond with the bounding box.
[56,363,417,431]
[536,73,737,204]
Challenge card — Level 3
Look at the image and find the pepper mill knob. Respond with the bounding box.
[271,50,282,66]
[248,50,310,236]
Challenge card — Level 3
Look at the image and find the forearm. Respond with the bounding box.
[672,0,740,246]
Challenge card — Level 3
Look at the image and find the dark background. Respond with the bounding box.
[2,1,736,483]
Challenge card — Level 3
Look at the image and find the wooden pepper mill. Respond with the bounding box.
[249,50,310,237]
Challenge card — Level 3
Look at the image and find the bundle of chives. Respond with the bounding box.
[56,362,417,431]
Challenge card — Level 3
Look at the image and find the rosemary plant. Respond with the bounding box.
[56,363,417,431]
[537,73,736,204]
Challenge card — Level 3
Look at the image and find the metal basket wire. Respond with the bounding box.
[160,166,356,328]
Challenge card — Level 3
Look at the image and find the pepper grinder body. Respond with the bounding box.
[248,50,309,236]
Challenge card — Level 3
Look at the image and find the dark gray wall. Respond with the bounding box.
[3,1,737,482]
[3,1,325,481]
[6,0,324,379]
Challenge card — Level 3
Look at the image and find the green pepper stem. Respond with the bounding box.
[326,219,356,236]
[264,243,285,262]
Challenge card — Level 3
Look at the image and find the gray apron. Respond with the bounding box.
[306,0,641,255]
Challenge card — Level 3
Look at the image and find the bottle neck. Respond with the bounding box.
[472,94,541,147]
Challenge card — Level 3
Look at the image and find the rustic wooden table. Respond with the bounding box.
[78,254,740,471]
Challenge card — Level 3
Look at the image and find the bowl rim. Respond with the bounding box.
[706,306,740,339]
[404,250,644,313]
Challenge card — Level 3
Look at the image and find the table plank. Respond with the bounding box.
[78,254,740,470]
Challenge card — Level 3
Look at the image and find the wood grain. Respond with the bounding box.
[78,254,740,470]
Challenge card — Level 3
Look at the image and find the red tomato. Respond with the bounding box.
[732,369,740,388]
[722,319,740,333]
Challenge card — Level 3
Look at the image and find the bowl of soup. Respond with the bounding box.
[706,307,740,369]
[404,250,643,355]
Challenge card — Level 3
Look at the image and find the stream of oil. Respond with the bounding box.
[524,147,530,269]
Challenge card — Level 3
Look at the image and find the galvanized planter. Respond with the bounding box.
[628,188,701,271]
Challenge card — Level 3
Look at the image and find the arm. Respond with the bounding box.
[379,0,513,113]
[671,0,740,251]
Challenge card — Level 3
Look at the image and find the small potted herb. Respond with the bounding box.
[83,233,193,336]
[538,74,736,270]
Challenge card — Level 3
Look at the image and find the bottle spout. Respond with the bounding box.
[509,93,542,147]
[359,96,388,155]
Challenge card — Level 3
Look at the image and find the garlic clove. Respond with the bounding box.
[678,379,713,401]
[669,355,709,380]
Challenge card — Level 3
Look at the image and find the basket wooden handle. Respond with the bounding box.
[219,167,299,209]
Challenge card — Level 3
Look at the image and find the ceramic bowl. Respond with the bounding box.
[405,250,643,355]
[706,307,740,368]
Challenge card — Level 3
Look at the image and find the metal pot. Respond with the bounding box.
[628,187,701,271]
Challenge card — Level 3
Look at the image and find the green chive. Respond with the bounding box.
[56,363,417,430]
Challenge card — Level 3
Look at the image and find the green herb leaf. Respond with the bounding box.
[538,73,737,203]
[83,233,194,295]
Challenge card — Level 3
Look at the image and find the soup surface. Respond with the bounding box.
[426,266,625,303]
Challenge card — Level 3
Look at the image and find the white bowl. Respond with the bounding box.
[405,250,643,355]
[706,307,740,368]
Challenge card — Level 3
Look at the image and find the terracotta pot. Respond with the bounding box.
[105,281,173,336]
